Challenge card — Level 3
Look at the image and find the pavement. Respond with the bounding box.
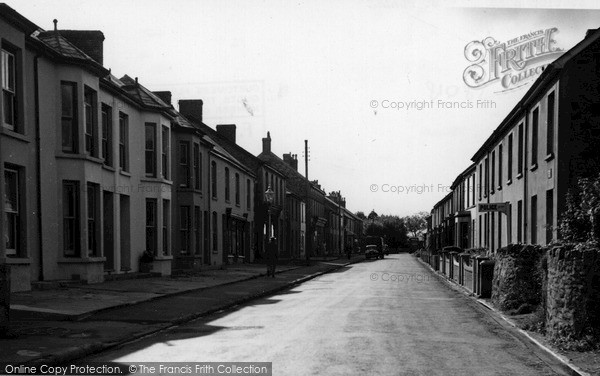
[415,254,593,376]
[1,255,364,366]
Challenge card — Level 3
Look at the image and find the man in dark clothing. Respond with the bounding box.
[266,237,278,277]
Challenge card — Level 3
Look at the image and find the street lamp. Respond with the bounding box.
[264,185,275,239]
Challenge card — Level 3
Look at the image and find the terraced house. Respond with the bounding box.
[1,4,363,292]
[428,27,600,253]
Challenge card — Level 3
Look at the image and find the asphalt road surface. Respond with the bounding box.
[85,254,567,376]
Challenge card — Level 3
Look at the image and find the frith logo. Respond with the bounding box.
[463,28,563,92]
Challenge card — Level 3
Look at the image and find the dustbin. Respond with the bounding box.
[479,259,495,298]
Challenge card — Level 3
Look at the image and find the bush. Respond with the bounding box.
[559,174,600,244]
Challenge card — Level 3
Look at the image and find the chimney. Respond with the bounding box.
[59,30,105,65]
[586,28,599,38]
[216,124,237,143]
[262,131,271,154]
[179,99,203,122]
[283,152,298,171]
[153,91,172,106]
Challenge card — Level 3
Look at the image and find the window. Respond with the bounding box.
[235,173,240,206]
[179,141,190,188]
[246,179,251,210]
[212,211,218,252]
[146,199,157,255]
[478,215,482,247]
[547,92,555,156]
[518,123,523,174]
[61,82,77,153]
[211,161,217,198]
[484,157,489,196]
[194,206,201,255]
[478,163,482,200]
[546,189,554,244]
[498,211,502,249]
[4,167,20,256]
[63,181,80,257]
[491,151,495,193]
[508,134,513,181]
[507,203,512,244]
[118,112,129,171]
[145,123,156,177]
[87,183,99,256]
[225,167,230,201]
[163,200,170,255]
[162,126,169,179]
[84,87,97,157]
[1,46,17,130]
[517,200,523,243]
[180,206,190,254]
[531,108,539,166]
[531,195,538,243]
[498,144,503,189]
[101,104,112,166]
[193,143,200,190]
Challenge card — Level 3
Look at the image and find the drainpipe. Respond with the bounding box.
[34,55,44,281]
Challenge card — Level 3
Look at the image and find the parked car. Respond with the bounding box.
[364,235,385,259]
[365,245,380,259]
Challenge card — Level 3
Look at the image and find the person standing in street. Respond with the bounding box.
[266,237,278,277]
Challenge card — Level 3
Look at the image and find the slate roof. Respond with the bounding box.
[257,151,322,198]
[36,30,95,61]
[186,120,266,177]
[119,75,172,111]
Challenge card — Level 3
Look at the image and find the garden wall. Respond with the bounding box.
[546,244,600,341]
[491,244,545,313]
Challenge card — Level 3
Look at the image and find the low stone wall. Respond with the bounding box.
[546,244,600,341]
[491,244,545,312]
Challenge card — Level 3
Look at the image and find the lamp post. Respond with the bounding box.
[264,185,275,240]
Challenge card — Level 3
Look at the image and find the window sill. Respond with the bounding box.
[516,172,523,180]
[56,153,104,165]
[506,179,512,186]
[102,164,116,172]
[0,127,30,143]
[212,196,218,201]
[140,177,172,185]
[58,257,106,263]
[545,153,555,162]
[154,255,173,261]
[5,257,31,265]
[119,170,131,177]
[497,185,502,191]
[530,163,538,172]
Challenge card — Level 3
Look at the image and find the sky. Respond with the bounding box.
[10,0,600,217]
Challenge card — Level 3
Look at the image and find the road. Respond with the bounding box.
[85,254,566,376]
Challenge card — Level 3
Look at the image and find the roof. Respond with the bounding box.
[203,135,255,177]
[258,151,325,198]
[0,3,40,34]
[471,27,600,161]
[186,120,268,177]
[119,75,173,112]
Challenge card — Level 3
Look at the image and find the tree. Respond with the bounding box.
[363,214,409,248]
[403,211,429,239]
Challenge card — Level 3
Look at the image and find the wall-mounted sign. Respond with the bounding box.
[479,202,509,214]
